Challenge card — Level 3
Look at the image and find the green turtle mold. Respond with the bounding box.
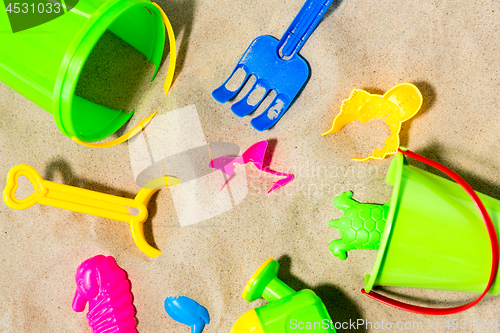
[328,191,389,260]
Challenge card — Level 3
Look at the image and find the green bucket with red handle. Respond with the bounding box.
[363,149,499,315]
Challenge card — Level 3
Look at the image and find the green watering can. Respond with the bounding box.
[231,258,336,332]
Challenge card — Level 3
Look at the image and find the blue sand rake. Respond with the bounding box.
[212,0,335,131]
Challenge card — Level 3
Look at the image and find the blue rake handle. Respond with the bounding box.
[277,0,335,60]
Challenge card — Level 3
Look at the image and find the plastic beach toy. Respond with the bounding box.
[328,191,389,260]
[0,0,176,144]
[230,258,336,333]
[331,148,499,315]
[164,296,210,333]
[2,164,180,257]
[209,141,293,193]
[213,0,335,131]
[73,255,137,332]
[322,83,423,161]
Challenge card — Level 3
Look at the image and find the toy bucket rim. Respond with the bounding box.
[363,152,404,293]
[52,0,164,141]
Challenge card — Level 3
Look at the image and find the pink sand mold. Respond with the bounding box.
[209,140,293,193]
[73,255,137,333]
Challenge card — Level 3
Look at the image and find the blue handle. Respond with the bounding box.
[277,0,335,59]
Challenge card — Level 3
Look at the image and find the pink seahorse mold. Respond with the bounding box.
[72,255,137,333]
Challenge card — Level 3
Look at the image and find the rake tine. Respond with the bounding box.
[251,94,291,131]
[212,66,250,103]
[231,79,270,117]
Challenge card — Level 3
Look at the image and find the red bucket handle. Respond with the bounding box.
[361,148,499,315]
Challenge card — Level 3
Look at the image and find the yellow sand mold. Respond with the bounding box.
[323,83,423,161]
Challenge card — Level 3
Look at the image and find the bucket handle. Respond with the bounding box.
[361,148,499,315]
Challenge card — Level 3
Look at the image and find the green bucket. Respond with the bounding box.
[364,152,500,296]
[0,0,166,142]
